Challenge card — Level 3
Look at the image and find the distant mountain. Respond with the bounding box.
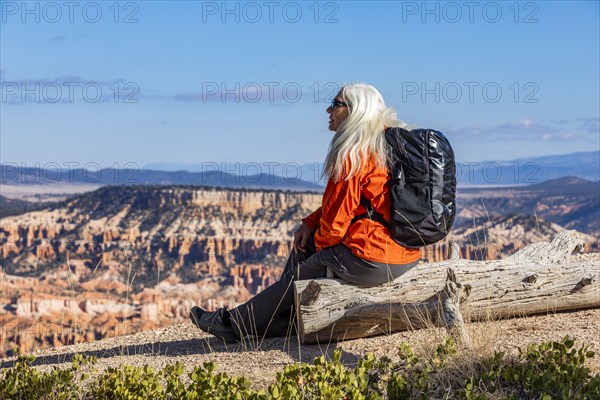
[143,162,327,186]
[145,151,599,187]
[0,166,324,191]
[457,151,599,185]
[3,151,597,191]
[524,176,597,193]
[455,176,600,236]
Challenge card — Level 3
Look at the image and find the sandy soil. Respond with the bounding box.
[1,308,598,389]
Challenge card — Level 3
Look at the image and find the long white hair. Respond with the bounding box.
[323,83,408,182]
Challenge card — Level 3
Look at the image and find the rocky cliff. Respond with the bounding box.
[0,185,320,356]
[1,183,597,357]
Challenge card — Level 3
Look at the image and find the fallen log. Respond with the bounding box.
[293,230,599,344]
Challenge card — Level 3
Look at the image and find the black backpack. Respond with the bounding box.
[353,127,457,248]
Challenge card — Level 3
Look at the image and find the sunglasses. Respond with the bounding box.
[330,98,348,109]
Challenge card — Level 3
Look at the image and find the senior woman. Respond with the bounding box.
[191,83,421,342]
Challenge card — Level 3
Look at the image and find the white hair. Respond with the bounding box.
[323,83,409,182]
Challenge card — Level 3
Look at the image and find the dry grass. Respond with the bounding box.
[1,308,598,392]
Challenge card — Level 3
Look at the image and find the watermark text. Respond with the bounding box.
[200,1,339,23]
[1,1,140,23]
[402,81,539,104]
[1,81,140,104]
[401,1,539,23]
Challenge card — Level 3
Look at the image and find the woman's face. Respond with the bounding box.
[327,91,349,131]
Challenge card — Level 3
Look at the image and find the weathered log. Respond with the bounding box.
[294,230,599,344]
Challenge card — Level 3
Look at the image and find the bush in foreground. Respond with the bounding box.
[0,336,598,399]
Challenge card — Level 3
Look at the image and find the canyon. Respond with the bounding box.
[1,181,598,357]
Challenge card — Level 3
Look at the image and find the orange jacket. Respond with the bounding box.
[302,155,421,264]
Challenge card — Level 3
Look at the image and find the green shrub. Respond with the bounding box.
[185,361,262,399]
[508,336,599,399]
[459,336,600,400]
[0,353,95,400]
[90,364,165,399]
[0,336,598,399]
[270,349,369,399]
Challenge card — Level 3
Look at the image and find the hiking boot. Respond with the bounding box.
[190,306,238,343]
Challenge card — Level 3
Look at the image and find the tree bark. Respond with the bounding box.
[293,230,599,344]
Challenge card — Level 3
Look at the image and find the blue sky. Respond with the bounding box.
[1,1,599,175]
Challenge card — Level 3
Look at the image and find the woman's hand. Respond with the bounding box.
[293,223,311,253]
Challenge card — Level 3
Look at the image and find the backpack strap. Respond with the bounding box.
[351,196,388,226]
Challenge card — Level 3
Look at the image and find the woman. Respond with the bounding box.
[190,83,421,343]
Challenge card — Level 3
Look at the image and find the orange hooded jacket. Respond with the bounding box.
[302,155,421,265]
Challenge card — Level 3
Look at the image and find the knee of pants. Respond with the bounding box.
[282,261,328,282]
[281,266,300,282]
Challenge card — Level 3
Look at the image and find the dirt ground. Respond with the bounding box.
[1,308,598,389]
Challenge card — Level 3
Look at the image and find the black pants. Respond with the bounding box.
[228,235,419,339]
